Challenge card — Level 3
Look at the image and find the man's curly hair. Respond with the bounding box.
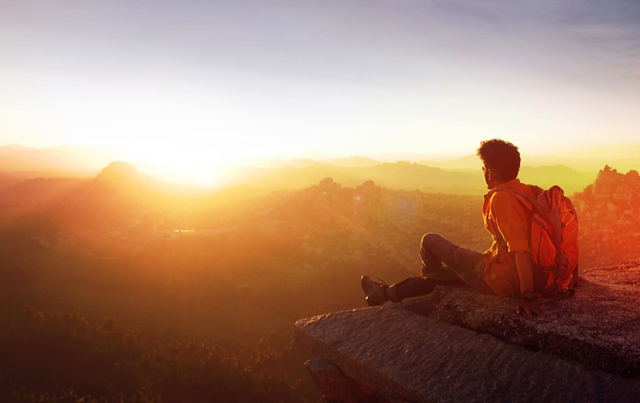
[477,139,521,182]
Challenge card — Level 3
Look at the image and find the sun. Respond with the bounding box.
[119,142,228,187]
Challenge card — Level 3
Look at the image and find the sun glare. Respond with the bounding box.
[120,142,229,187]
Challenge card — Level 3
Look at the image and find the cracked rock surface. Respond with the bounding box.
[431,259,640,377]
[294,260,640,402]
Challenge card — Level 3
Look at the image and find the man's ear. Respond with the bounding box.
[487,165,504,184]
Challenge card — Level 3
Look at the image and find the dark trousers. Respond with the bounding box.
[387,233,489,302]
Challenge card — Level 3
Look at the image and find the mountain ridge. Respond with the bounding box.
[2,144,640,187]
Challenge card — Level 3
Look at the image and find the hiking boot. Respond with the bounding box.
[361,276,389,306]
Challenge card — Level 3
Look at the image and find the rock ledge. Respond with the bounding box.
[293,260,640,402]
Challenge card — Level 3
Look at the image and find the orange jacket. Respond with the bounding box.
[482,179,533,297]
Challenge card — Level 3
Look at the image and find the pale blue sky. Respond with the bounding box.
[1,0,639,171]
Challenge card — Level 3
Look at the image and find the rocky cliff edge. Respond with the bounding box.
[293,260,640,403]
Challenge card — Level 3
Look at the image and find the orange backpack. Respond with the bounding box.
[503,185,579,296]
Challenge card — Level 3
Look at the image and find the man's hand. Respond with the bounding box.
[516,298,544,317]
[513,251,544,317]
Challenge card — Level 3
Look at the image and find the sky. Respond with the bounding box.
[1,0,639,182]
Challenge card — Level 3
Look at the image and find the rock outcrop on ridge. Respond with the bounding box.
[573,166,640,267]
[293,260,640,403]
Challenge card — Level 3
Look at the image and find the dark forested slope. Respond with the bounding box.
[0,162,637,402]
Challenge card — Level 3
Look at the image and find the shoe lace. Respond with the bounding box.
[375,277,388,286]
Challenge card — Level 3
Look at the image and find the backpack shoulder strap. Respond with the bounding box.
[499,187,552,220]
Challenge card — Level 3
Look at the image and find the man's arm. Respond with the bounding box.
[514,251,544,317]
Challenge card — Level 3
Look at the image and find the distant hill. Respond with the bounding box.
[0,144,34,156]
[319,156,381,167]
[0,145,125,176]
[220,162,484,194]
[0,171,40,192]
[259,158,322,168]
[0,177,88,208]
[419,153,640,174]
[221,162,595,195]
[364,152,457,163]
[1,144,638,196]
[252,156,381,168]
[560,142,640,159]
[517,165,596,195]
[417,154,480,170]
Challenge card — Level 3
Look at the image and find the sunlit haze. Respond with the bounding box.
[1,0,640,185]
[2,3,640,400]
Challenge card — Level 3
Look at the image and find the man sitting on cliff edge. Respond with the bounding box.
[362,139,544,317]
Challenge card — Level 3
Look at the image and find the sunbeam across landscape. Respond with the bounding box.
[1,1,640,402]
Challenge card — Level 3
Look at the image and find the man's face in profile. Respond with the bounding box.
[482,162,497,189]
[482,163,490,189]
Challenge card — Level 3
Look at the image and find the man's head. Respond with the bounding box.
[477,139,520,189]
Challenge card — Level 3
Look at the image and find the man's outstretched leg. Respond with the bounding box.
[361,274,464,306]
[361,233,485,306]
